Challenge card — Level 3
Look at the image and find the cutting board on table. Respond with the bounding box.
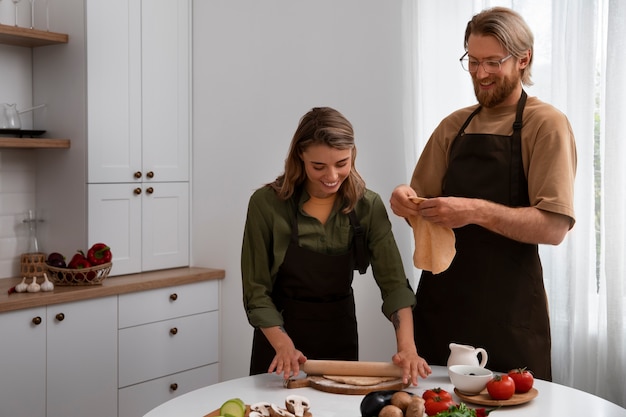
[286,375,408,394]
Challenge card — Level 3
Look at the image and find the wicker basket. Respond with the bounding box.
[46,262,112,286]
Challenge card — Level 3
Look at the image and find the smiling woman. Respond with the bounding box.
[240,106,431,385]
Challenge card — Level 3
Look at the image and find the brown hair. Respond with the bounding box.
[268,107,365,213]
[464,7,534,86]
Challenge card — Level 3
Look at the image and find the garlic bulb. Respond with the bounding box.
[27,277,41,293]
[41,273,54,292]
[15,277,28,293]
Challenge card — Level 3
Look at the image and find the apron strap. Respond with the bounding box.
[348,210,369,275]
[509,90,528,205]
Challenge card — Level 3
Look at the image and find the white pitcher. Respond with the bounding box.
[447,342,488,367]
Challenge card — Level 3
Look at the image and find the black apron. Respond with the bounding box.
[413,91,553,380]
[249,197,362,375]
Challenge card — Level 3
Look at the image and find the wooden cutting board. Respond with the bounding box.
[286,375,408,395]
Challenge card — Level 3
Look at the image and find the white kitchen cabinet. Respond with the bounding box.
[0,307,47,417]
[119,363,219,417]
[88,181,189,276]
[85,0,191,276]
[0,297,117,417]
[118,280,219,417]
[86,0,190,184]
[33,0,191,272]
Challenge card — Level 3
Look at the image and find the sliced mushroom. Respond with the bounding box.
[250,401,271,416]
[269,403,295,417]
[249,412,264,417]
[285,394,310,417]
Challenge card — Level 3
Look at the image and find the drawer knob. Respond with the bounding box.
[55,313,65,322]
[170,383,178,391]
[170,293,178,301]
[134,187,142,195]
[170,327,178,335]
[134,171,142,179]
[147,171,155,179]
[32,316,42,325]
[146,187,154,194]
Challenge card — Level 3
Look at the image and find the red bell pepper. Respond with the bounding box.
[87,243,112,265]
[68,251,92,269]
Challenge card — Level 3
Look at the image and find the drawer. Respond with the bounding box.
[119,311,218,387]
[119,280,218,328]
[118,363,219,417]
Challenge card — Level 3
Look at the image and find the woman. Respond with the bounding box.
[241,107,431,385]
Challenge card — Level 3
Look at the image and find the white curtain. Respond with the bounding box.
[404,0,626,408]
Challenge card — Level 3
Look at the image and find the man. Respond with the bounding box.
[390,7,576,380]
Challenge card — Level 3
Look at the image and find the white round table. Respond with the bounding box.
[144,366,626,417]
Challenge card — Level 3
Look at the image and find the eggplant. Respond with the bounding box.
[360,390,414,417]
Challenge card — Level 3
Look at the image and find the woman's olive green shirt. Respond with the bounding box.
[241,185,416,329]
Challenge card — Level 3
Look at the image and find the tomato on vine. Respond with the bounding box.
[508,368,534,393]
[486,374,516,400]
[422,387,453,402]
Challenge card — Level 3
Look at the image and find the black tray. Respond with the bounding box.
[0,128,47,137]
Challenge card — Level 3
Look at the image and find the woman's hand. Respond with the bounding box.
[392,349,432,386]
[268,346,308,380]
[390,307,432,385]
[261,326,308,379]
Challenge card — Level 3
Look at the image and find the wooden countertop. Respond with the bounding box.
[0,267,225,313]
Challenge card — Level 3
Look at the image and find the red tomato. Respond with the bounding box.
[508,368,534,393]
[424,397,455,416]
[486,374,516,400]
[422,387,453,402]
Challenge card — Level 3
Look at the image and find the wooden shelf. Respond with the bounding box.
[0,137,70,149]
[0,23,68,47]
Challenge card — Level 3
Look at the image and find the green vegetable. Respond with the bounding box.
[432,403,497,417]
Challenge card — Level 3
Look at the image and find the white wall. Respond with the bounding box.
[191,0,415,381]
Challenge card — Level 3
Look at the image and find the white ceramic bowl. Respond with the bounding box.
[448,365,493,395]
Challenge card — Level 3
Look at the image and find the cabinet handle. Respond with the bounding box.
[134,171,142,179]
[169,327,178,335]
[170,383,178,391]
[170,293,178,301]
[55,313,65,322]
[134,187,142,195]
[32,316,42,325]
[146,171,155,179]
[146,187,154,194]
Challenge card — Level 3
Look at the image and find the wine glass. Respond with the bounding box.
[11,0,21,27]
[28,0,35,29]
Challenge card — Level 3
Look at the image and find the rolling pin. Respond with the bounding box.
[301,360,404,377]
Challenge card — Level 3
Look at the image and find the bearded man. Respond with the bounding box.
[390,7,577,381]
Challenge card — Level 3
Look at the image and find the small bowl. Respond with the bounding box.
[448,365,493,395]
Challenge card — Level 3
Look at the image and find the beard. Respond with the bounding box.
[472,72,520,108]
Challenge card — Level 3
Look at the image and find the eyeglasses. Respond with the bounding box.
[459,52,513,74]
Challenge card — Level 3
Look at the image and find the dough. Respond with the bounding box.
[322,375,398,386]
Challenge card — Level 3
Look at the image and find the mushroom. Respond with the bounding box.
[249,412,264,417]
[250,402,271,417]
[285,395,310,417]
[269,403,295,417]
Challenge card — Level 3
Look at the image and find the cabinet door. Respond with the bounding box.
[142,181,189,271]
[119,311,218,387]
[118,363,219,417]
[0,307,46,417]
[142,0,190,182]
[46,296,118,417]
[87,0,142,183]
[88,183,142,276]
